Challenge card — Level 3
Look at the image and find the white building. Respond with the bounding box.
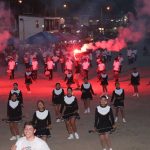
[19,16,64,41]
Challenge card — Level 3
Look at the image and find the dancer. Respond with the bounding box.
[11,121,51,150]
[94,95,115,150]
[25,67,32,93]
[82,58,90,79]
[113,57,120,82]
[8,57,16,80]
[81,77,95,114]
[46,57,55,80]
[111,82,126,123]
[62,87,80,139]
[64,70,74,88]
[8,83,23,106]
[52,83,65,122]
[131,68,140,97]
[74,61,81,90]
[32,100,51,141]
[31,57,38,81]
[99,70,108,96]
[7,93,22,141]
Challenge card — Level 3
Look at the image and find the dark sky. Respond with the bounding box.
[4,0,135,17]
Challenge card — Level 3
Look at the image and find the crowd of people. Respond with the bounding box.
[2,43,146,150]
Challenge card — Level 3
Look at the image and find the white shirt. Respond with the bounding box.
[32,61,38,70]
[8,60,15,70]
[98,63,105,71]
[65,60,73,70]
[16,136,50,150]
[47,60,55,69]
[82,61,90,70]
[113,61,120,71]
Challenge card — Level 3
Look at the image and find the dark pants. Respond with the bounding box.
[83,69,88,79]
[10,69,14,79]
[48,69,53,80]
[32,70,37,80]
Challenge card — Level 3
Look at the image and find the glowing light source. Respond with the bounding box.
[18,0,23,4]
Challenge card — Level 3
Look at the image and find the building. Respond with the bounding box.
[19,15,64,40]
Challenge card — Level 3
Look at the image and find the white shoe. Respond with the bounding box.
[84,109,88,114]
[67,134,74,140]
[136,93,139,97]
[133,93,136,96]
[122,118,127,123]
[109,148,113,150]
[56,119,61,123]
[115,117,118,122]
[16,135,20,140]
[74,132,79,139]
[103,148,106,150]
[87,108,90,113]
[10,136,16,141]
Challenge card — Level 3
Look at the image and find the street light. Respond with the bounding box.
[18,0,23,4]
[63,4,67,8]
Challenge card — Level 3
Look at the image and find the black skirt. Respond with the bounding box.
[35,128,51,137]
[63,112,80,120]
[114,99,124,107]
[81,91,92,100]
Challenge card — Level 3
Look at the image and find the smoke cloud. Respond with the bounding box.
[0,2,12,52]
[79,0,149,52]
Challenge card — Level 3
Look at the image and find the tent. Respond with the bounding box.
[25,31,59,45]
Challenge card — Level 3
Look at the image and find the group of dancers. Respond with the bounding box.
[6,74,140,150]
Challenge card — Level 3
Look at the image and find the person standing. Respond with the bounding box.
[131,68,140,97]
[31,58,38,81]
[11,121,51,150]
[8,83,23,106]
[99,70,108,96]
[82,59,90,79]
[8,58,16,79]
[52,83,65,122]
[7,93,22,141]
[74,61,81,90]
[94,95,115,150]
[81,78,95,114]
[32,100,51,141]
[46,57,55,80]
[25,67,32,93]
[62,87,80,140]
[113,57,120,82]
[111,82,126,123]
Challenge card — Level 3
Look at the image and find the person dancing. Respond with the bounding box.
[62,87,80,139]
[32,100,51,141]
[94,95,115,150]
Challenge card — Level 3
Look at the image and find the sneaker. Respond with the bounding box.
[84,109,88,114]
[103,149,106,150]
[56,119,61,123]
[87,108,90,113]
[109,148,113,150]
[67,134,74,140]
[10,136,16,141]
[122,118,127,123]
[16,135,20,140]
[133,93,136,96]
[136,93,139,97]
[115,117,118,123]
[74,132,79,139]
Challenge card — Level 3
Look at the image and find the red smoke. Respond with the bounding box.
[0,2,12,52]
[75,0,148,54]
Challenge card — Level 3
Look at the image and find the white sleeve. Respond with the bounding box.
[15,140,22,150]
[40,142,51,150]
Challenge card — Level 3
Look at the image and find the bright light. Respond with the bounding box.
[106,6,110,11]
[18,0,23,4]
[42,25,44,28]
[63,4,67,8]
[76,30,80,33]
[96,20,99,22]
[113,27,117,30]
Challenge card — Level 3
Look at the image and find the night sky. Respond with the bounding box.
[4,0,135,17]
